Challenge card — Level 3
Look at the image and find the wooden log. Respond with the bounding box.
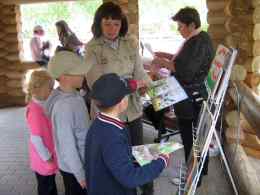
[0,31,6,39]
[252,0,260,8]
[243,146,260,159]
[1,16,17,25]
[0,76,6,86]
[253,6,260,24]
[253,83,260,96]
[6,62,38,71]
[225,143,260,195]
[0,50,8,58]
[211,39,224,50]
[6,80,21,88]
[0,85,6,94]
[251,56,260,73]
[4,44,20,53]
[208,24,227,39]
[0,41,7,49]
[0,59,8,66]
[207,0,227,11]
[4,24,18,34]
[242,132,260,151]
[7,88,24,97]
[225,127,245,144]
[4,34,19,43]
[253,40,260,56]
[0,95,25,108]
[231,64,247,81]
[229,81,260,138]
[243,58,253,73]
[225,0,252,16]
[207,11,226,25]
[1,5,17,15]
[5,71,23,79]
[5,52,20,61]
[253,24,260,40]
[225,16,253,33]
[240,41,253,57]
[236,48,251,64]
[225,110,240,128]
[240,113,257,134]
[245,73,260,88]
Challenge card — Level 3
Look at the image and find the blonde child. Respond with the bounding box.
[22,68,58,195]
[46,51,90,195]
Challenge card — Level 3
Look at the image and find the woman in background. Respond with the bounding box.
[55,20,83,55]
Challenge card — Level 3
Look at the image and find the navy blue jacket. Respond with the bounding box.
[85,113,166,195]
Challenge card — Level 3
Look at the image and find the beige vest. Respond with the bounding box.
[85,36,151,122]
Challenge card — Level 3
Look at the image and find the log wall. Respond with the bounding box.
[0,3,38,107]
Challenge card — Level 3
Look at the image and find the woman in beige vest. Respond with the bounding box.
[84,2,153,195]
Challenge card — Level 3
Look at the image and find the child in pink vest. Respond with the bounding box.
[22,68,58,195]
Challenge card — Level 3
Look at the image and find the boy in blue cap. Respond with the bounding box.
[85,73,170,195]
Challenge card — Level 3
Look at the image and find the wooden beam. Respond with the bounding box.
[225,143,260,195]
[2,0,75,5]
[229,81,260,138]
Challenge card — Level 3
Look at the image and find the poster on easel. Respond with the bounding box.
[146,76,188,111]
[205,44,232,98]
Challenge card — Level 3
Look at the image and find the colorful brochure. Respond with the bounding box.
[132,141,183,166]
[146,76,188,111]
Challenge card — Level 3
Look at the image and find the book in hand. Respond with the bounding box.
[146,76,188,111]
[132,141,183,166]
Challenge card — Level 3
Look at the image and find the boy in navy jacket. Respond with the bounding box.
[85,73,170,195]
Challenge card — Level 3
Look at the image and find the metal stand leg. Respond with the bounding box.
[213,129,239,195]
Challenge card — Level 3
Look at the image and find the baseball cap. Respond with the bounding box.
[48,51,90,79]
[91,73,133,108]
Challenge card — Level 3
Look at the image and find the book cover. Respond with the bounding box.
[132,141,183,166]
[146,76,188,111]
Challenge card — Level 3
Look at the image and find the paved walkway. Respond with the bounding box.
[0,107,234,195]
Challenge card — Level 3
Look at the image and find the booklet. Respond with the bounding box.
[132,141,183,166]
[146,76,188,111]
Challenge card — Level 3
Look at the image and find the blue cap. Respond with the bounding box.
[91,73,132,107]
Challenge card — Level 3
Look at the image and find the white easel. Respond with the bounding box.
[179,45,239,195]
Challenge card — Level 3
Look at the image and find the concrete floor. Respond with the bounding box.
[0,107,234,195]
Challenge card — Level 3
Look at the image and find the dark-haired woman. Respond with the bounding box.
[84,2,153,194]
[152,7,214,183]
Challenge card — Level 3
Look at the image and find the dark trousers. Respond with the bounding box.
[35,172,57,195]
[60,170,87,195]
[127,117,154,195]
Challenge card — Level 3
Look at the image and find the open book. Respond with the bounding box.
[146,76,188,111]
[132,141,183,166]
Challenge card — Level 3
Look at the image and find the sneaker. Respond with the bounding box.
[170,177,181,186]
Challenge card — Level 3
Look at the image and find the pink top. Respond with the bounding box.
[26,100,58,175]
[30,36,42,61]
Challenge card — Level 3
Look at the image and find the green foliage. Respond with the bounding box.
[139,0,208,34]
[76,0,102,16]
